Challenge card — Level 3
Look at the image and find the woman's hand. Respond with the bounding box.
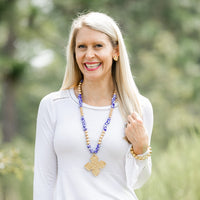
[125,112,149,155]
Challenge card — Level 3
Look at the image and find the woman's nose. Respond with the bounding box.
[85,48,95,59]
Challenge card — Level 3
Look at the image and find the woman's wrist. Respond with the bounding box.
[132,144,148,155]
[130,146,152,160]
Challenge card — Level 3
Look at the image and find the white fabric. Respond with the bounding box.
[33,88,153,200]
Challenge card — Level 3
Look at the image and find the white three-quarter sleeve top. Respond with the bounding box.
[33,88,153,200]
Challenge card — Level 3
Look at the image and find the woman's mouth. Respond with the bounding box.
[84,62,102,71]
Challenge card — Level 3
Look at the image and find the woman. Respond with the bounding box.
[34,12,153,200]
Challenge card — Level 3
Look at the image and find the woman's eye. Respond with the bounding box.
[95,44,103,48]
[77,45,85,49]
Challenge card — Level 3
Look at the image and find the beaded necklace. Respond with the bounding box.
[78,80,117,176]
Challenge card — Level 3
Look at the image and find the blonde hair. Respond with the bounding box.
[61,12,142,118]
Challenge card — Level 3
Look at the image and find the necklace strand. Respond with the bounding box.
[78,80,117,154]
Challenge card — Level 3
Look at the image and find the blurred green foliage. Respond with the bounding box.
[136,129,200,200]
[0,148,24,179]
[0,141,33,200]
[0,0,199,199]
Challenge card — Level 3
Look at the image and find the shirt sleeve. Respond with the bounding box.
[33,94,57,200]
[125,96,153,189]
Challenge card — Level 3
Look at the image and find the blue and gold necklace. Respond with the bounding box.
[78,80,117,176]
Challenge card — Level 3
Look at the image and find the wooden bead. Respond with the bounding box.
[130,146,152,160]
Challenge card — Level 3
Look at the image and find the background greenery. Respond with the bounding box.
[0,0,199,199]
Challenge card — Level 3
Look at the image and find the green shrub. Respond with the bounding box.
[0,140,33,200]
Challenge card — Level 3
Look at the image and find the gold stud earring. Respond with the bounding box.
[113,56,118,61]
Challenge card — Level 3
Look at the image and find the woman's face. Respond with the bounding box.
[75,26,118,82]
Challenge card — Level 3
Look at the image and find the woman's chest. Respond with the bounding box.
[53,104,130,171]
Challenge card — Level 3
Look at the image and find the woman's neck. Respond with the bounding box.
[76,78,115,106]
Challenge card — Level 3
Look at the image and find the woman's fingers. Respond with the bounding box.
[131,112,143,124]
[127,112,143,127]
[127,115,135,125]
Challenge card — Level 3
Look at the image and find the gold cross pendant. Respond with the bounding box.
[84,154,106,176]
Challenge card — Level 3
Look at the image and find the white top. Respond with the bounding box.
[34,88,153,200]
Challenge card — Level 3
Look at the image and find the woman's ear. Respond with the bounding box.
[114,45,119,56]
[113,45,119,61]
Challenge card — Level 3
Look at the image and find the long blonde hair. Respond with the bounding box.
[61,12,142,118]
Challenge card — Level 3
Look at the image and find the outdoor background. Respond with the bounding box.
[0,0,200,199]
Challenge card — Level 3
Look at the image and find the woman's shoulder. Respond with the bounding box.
[138,94,153,115]
[139,94,152,106]
[138,94,154,135]
[40,89,71,105]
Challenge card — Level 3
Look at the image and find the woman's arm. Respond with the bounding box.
[125,96,153,189]
[33,94,57,200]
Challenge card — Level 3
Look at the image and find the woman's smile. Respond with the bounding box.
[84,62,102,71]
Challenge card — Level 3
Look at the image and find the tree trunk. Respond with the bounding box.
[1,76,17,142]
[1,7,17,142]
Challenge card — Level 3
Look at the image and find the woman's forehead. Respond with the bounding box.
[75,27,111,44]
